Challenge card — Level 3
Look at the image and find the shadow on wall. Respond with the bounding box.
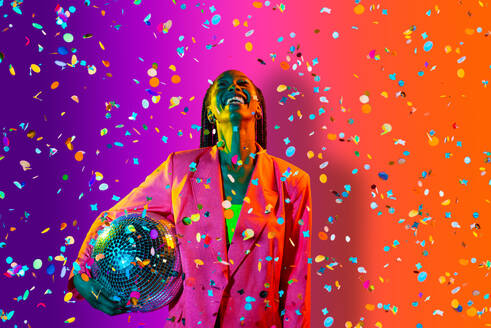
[261,70,367,325]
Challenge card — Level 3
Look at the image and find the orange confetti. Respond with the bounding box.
[81,273,89,282]
[354,4,365,14]
[280,61,290,70]
[361,103,372,114]
[51,81,59,89]
[318,231,328,240]
[74,151,84,161]
[171,75,181,84]
[149,77,160,87]
[224,208,234,219]
[252,1,263,8]
[428,135,439,146]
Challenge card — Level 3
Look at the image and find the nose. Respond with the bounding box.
[227,80,241,91]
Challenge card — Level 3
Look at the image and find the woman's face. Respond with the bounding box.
[207,70,262,124]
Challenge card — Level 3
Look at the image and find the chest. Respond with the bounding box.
[220,167,253,204]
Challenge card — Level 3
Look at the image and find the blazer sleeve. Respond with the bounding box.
[67,152,175,300]
[279,173,312,327]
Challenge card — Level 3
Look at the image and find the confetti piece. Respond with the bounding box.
[74,151,84,161]
[51,81,59,89]
[171,75,181,83]
[31,64,41,73]
[64,317,76,323]
[353,4,364,14]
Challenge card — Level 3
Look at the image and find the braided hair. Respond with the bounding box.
[199,80,267,149]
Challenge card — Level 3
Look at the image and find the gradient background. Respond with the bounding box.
[1,0,490,327]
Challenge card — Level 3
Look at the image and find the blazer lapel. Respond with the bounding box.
[189,142,279,280]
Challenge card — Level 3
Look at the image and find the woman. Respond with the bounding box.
[67,70,312,327]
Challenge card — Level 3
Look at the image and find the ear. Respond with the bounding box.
[255,103,263,120]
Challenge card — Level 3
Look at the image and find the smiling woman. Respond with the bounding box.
[68,70,312,328]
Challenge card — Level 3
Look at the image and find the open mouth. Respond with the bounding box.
[224,94,247,106]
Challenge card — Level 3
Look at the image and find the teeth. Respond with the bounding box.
[226,96,245,105]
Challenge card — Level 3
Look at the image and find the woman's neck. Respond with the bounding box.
[216,119,257,173]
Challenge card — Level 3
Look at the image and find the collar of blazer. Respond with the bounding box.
[189,141,279,279]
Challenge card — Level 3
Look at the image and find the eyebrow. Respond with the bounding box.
[217,75,249,80]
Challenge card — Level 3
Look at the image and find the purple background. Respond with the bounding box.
[0,0,366,327]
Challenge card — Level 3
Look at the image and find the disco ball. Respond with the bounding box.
[91,213,183,312]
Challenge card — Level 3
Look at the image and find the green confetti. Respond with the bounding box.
[32,23,43,29]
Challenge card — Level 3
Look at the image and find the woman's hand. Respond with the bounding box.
[73,273,128,316]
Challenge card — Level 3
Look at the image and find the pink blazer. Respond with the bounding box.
[67,142,312,327]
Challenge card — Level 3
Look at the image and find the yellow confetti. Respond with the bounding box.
[375,322,383,328]
[245,41,253,51]
[64,292,73,302]
[353,4,365,14]
[319,174,327,183]
[428,135,439,146]
[99,41,105,50]
[31,64,41,73]
[194,259,204,267]
[9,64,15,76]
[408,209,419,217]
[243,228,254,240]
[169,64,176,71]
[457,68,465,78]
[467,306,477,317]
[252,1,263,8]
[41,227,50,234]
[71,95,79,103]
[441,199,451,206]
[276,84,287,92]
[64,317,76,323]
[88,65,97,75]
[444,45,452,54]
[451,299,459,308]
[258,261,261,272]
[314,255,325,263]
[233,18,240,27]
[71,54,78,66]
